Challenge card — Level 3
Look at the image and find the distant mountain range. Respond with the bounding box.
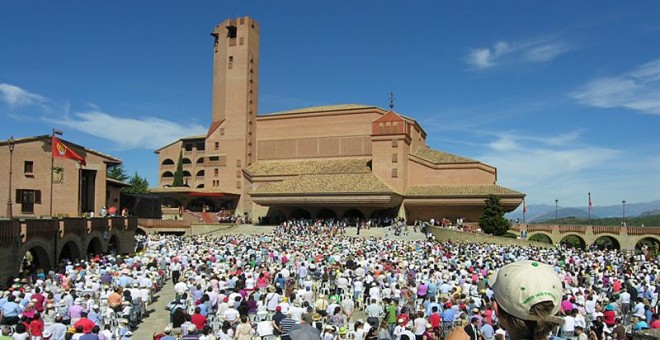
[505,200,660,223]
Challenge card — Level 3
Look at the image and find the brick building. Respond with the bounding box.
[153,16,525,222]
[0,135,126,218]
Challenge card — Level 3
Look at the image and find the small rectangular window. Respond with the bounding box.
[236,170,242,178]
[24,161,34,174]
[392,153,398,163]
[214,142,219,150]
[239,37,244,45]
[392,139,398,148]
[214,168,219,177]
[391,168,398,178]
[228,56,233,70]
[220,128,225,136]
[236,159,242,167]
[236,180,242,189]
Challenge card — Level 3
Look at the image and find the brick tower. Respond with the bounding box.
[206,17,259,198]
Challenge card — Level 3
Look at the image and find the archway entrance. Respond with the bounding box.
[593,236,620,250]
[560,235,586,249]
[19,246,51,282]
[529,233,553,245]
[317,209,337,220]
[290,209,311,220]
[87,237,103,256]
[343,209,364,220]
[59,241,81,263]
[636,237,660,254]
[108,235,120,255]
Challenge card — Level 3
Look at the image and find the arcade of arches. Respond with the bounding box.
[514,224,660,251]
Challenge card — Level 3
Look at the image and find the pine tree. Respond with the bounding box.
[172,150,184,187]
[479,194,510,236]
[107,164,129,182]
[125,172,150,195]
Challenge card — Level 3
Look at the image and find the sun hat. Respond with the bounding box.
[489,260,563,321]
[313,313,322,321]
[339,326,348,335]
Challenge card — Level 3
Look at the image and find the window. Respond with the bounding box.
[392,153,398,163]
[236,159,242,167]
[16,189,41,214]
[228,56,233,69]
[214,168,219,177]
[226,25,237,39]
[236,170,242,178]
[236,180,242,189]
[379,123,384,134]
[392,139,398,148]
[24,161,34,174]
[391,168,398,178]
[214,142,219,150]
[220,128,225,136]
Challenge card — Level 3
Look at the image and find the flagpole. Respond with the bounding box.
[522,199,526,223]
[588,192,592,225]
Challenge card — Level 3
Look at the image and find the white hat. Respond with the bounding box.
[489,260,563,321]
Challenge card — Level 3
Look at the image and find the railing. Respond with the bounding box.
[24,219,59,240]
[138,218,191,228]
[63,218,87,237]
[558,225,586,234]
[628,227,660,236]
[593,226,620,235]
[527,225,555,233]
[90,218,108,234]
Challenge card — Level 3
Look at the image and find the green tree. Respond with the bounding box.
[172,150,184,187]
[479,194,510,236]
[124,172,150,195]
[107,164,129,182]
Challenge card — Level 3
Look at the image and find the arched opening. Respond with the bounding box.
[343,209,364,220]
[196,184,205,188]
[529,233,553,244]
[182,158,192,165]
[593,235,620,250]
[87,237,103,256]
[196,157,204,164]
[59,241,81,263]
[370,208,397,219]
[108,234,120,255]
[317,209,337,220]
[135,228,147,236]
[560,234,586,249]
[636,237,660,254]
[263,208,286,225]
[19,246,51,282]
[161,159,175,166]
[161,197,182,208]
[196,170,205,178]
[189,198,215,212]
[162,171,174,178]
[290,208,311,220]
[182,170,192,177]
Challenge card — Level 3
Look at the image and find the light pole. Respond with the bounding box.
[6,137,15,219]
[555,199,559,224]
[622,200,626,225]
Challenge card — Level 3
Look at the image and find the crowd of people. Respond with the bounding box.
[3,219,660,340]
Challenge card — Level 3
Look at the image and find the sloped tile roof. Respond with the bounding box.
[405,184,524,197]
[253,173,395,194]
[263,104,376,116]
[413,146,477,164]
[245,158,372,176]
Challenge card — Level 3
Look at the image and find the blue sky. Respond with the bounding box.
[2,1,660,208]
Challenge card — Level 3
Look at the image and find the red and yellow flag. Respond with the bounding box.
[51,136,86,166]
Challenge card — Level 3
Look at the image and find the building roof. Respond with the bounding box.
[252,173,396,195]
[154,134,206,153]
[405,184,524,197]
[0,135,122,164]
[106,178,132,187]
[244,158,372,177]
[263,104,377,116]
[413,146,477,164]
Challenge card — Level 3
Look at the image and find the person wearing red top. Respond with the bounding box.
[429,306,442,329]
[397,309,411,327]
[190,306,207,331]
[651,314,660,329]
[29,313,44,338]
[33,288,46,312]
[74,312,96,334]
[603,306,617,328]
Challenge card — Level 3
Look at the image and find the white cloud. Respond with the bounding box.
[466,37,572,70]
[571,58,660,115]
[47,108,207,150]
[0,83,46,108]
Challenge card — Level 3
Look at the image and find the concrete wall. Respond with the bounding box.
[428,226,554,249]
